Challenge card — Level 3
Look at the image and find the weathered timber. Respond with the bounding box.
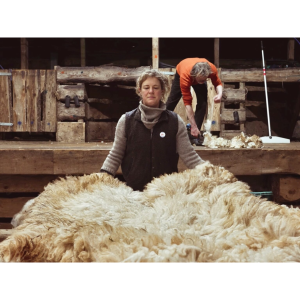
[214,38,220,68]
[221,109,246,124]
[26,70,42,132]
[56,122,85,143]
[87,98,113,104]
[152,38,159,69]
[285,83,300,138]
[0,197,33,218]
[56,66,150,84]
[0,229,13,242]
[42,70,57,132]
[0,70,13,132]
[1,142,300,176]
[0,175,58,193]
[0,223,13,230]
[57,102,85,121]
[86,101,138,121]
[86,122,117,142]
[222,88,246,102]
[272,175,300,203]
[246,86,287,93]
[204,78,221,131]
[220,68,300,82]
[12,70,27,131]
[56,84,88,101]
[219,129,244,139]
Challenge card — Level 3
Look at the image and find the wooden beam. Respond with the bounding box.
[220,68,300,82]
[0,197,33,218]
[80,38,86,67]
[56,122,85,143]
[0,142,300,176]
[287,39,295,61]
[0,175,58,193]
[222,88,246,102]
[272,175,300,203]
[57,102,85,121]
[20,38,28,69]
[152,38,159,69]
[56,66,150,84]
[214,38,220,68]
[55,85,87,101]
[0,70,13,132]
[86,122,117,142]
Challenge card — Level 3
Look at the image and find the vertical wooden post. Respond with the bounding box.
[287,38,295,61]
[20,38,28,69]
[81,38,86,67]
[152,38,159,69]
[214,38,220,68]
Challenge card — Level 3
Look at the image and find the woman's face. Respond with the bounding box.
[195,75,207,84]
[139,77,163,108]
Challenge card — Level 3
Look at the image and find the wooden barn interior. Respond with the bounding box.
[0,37,300,242]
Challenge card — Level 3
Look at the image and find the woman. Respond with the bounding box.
[100,69,205,191]
[166,58,223,138]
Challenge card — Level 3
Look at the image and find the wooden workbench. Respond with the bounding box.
[0,141,299,176]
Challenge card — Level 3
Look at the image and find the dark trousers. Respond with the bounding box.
[166,72,207,130]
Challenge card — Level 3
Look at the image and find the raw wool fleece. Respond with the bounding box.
[1,161,300,262]
[203,132,263,149]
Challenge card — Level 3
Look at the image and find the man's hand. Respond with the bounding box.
[185,105,201,137]
[213,94,222,103]
[191,124,200,137]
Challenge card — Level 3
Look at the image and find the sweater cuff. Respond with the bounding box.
[100,169,114,176]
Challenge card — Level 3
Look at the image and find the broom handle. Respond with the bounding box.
[261,41,272,138]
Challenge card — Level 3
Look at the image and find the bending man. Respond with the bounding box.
[166,58,223,137]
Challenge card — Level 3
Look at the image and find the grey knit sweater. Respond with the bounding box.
[101,101,204,176]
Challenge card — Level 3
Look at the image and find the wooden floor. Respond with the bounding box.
[0,141,300,176]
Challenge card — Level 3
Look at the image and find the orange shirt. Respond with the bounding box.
[176,58,222,105]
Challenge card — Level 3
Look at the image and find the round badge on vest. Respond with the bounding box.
[160,132,166,138]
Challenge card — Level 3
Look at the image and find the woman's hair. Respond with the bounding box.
[136,69,170,101]
[190,62,212,78]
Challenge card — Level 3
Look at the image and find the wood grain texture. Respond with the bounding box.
[272,175,300,203]
[56,66,150,84]
[57,102,85,121]
[56,122,85,143]
[42,70,57,132]
[55,84,87,101]
[12,70,27,131]
[0,175,58,193]
[0,197,32,218]
[26,70,42,132]
[220,68,300,82]
[0,70,13,132]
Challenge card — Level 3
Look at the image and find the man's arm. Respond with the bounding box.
[185,104,200,137]
[213,85,223,103]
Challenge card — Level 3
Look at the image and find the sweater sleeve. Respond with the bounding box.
[100,114,127,176]
[180,75,193,106]
[208,63,222,88]
[176,115,205,168]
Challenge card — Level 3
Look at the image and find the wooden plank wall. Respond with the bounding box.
[5,70,57,132]
[0,70,13,132]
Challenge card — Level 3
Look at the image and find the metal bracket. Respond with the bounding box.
[65,95,70,108]
[0,123,13,126]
